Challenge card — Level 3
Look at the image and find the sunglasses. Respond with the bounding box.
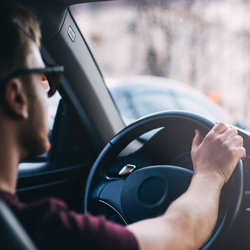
[0,64,64,97]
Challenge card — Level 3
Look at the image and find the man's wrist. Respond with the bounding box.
[192,172,225,190]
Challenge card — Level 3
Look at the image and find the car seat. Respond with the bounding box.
[0,198,37,250]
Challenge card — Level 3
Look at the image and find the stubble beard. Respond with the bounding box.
[21,81,51,160]
[20,119,51,160]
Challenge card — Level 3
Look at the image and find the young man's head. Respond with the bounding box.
[0,3,51,160]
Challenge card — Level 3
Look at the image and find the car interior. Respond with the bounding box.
[2,0,250,249]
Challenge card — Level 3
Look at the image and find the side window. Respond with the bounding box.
[47,92,62,132]
[112,92,137,120]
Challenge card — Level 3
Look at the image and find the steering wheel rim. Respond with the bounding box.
[84,111,244,250]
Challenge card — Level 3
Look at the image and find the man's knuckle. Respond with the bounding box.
[223,140,229,147]
[216,122,227,129]
[222,142,230,151]
[216,122,224,127]
[237,135,243,143]
[231,128,238,135]
[241,147,246,156]
[216,136,224,144]
[228,148,237,158]
[231,135,243,146]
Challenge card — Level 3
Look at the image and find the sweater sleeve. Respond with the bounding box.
[0,192,139,250]
[34,199,139,250]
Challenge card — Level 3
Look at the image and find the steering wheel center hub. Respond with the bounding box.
[138,176,167,207]
[121,165,193,223]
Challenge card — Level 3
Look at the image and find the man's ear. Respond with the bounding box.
[3,78,29,120]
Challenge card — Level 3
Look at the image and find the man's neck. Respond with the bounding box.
[0,122,21,194]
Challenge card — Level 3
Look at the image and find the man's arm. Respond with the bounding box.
[128,123,246,250]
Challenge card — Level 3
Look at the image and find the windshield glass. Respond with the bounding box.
[70,0,250,130]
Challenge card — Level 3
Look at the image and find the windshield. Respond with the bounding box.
[70,0,250,130]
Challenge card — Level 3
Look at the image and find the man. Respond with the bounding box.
[0,2,246,250]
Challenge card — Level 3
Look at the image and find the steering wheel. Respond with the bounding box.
[84,111,243,250]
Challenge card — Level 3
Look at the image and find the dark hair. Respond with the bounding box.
[0,2,41,80]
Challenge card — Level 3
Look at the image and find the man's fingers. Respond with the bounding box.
[228,135,243,147]
[237,147,246,161]
[210,123,229,134]
[222,127,238,139]
[192,130,202,152]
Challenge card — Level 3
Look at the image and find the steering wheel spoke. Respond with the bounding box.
[99,177,127,221]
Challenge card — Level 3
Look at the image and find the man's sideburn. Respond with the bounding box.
[19,79,51,160]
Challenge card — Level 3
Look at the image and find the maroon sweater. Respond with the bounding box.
[0,191,138,250]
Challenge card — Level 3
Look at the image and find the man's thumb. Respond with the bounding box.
[192,129,202,151]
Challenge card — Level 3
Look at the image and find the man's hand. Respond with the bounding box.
[191,123,246,184]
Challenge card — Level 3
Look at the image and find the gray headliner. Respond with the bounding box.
[10,0,115,42]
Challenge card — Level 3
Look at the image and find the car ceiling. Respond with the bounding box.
[10,0,115,42]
